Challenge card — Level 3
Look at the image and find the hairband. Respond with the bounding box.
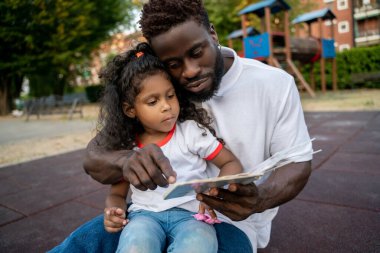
[136,52,144,58]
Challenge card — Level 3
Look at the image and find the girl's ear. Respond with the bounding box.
[122,102,136,118]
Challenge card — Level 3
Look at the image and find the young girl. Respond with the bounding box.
[99,42,243,253]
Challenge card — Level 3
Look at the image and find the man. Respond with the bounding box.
[50,0,312,252]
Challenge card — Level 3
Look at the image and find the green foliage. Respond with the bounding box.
[204,0,242,45]
[301,45,380,90]
[85,85,103,103]
[0,0,137,114]
[64,84,86,94]
[337,45,380,87]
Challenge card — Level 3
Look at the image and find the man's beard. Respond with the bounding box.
[179,45,224,103]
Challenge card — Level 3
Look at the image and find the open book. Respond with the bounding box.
[163,139,320,200]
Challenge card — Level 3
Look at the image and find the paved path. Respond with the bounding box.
[0,111,379,252]
[0,118,95,145]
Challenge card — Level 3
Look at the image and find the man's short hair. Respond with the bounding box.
[139,0,210,42]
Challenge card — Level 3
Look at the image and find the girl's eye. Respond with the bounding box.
[168,93,176,99]
[147,99,157,106]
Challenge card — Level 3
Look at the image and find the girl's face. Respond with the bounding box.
[124,73,180,135]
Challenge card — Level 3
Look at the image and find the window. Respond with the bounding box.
[324,19,337,26]
[339,44,350,51]
[363,0,371,5]
[337,0,348,10]
[338,21,350,33]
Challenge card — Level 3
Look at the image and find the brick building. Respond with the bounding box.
[352,0,380,47]
[304,0,379,51]
[85,32,144,85]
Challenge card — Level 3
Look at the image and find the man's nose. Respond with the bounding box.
[182,59,201,79]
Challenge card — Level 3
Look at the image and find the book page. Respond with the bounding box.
[163,139,318,200]
[163,173,262,200]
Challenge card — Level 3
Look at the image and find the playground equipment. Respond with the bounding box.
[235,0,338,96]
[227,27,260,53]
[292,8,338,92]
[227,28,320,63]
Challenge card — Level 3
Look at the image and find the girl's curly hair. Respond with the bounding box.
[139,0,210,42]
[98,42,220,150]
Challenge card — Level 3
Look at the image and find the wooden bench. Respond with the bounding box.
[350,72,380,85]
[24,93,87,121]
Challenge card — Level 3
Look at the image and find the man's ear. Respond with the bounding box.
[209,24,219,44]
[122,102,136,118]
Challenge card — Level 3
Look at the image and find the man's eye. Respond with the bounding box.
[167,61,180,69]
[192,48,203,58]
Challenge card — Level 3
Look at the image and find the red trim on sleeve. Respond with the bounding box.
[205,142,223,161]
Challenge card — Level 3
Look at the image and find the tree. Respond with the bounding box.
[0,0,136,115]
[0,1,30,115]
[204,0,243,46]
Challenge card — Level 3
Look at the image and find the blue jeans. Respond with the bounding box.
[48,210,252,253]
[117,208,217,253]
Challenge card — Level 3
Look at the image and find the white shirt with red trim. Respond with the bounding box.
[128,120,222,213]
[196,47,313,250]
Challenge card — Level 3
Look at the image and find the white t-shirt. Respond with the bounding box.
[197,47,313,250]
[128,120,222,213]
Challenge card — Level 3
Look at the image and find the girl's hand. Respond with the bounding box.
[194,202,221,224]
[104,207,128,233]
[198,202,218,219]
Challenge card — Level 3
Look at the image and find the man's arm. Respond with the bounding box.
[196,160,311,221]
[83,134,177,189]
[83,135,130,184]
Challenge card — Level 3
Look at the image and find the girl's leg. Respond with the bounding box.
[116,212,165,253]
[166,209,217,253]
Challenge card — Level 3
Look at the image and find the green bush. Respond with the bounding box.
[65,85,86,94]
[300,45,380,90]
[85,85,104,103]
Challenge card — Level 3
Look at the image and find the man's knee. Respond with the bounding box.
[48,215,120,253]
[214,222,253,253]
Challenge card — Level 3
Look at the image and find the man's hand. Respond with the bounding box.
[196,161,312,221]
[196,183,262,221]
[104,207,127,233]
[122,144,177,191]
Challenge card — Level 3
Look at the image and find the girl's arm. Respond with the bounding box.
[210,146,243,177]
[106,181,129,210]
[104,181,130,233]
[195,146,243,222]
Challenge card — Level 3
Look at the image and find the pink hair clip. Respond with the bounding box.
[136,52,144,58]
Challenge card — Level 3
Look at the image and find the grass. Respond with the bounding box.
[300,89,380,111]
